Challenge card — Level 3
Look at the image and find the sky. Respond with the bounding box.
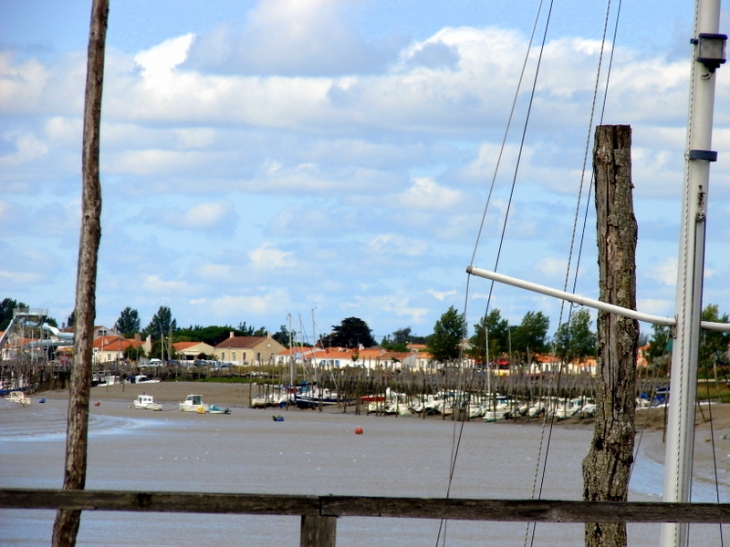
[1,0,730,345]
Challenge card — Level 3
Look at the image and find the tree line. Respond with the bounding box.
[3,296,729,372]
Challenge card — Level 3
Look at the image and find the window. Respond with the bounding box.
[232,352,236,361]
[221,352,225,360]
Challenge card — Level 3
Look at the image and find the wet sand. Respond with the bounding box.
[38,380,730,433]
[32,381,730,490]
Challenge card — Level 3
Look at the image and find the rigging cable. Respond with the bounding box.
[703,345,726,546]
[438,0,552,543]
[526,1,622,546]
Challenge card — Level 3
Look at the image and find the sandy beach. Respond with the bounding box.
[32,381,730,491]
[38,380,730,434]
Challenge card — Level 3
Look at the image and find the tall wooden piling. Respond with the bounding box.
[582,125,639,547]
[52,1,108,546]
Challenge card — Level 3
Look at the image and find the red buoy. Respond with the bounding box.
[355,427,363,435]
[94,401,101,407]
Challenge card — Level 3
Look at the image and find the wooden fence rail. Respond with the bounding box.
[3,488,730,546]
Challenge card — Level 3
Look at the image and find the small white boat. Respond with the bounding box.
[133,394,162,411]
[4,391,30,405]
[126,374,161,385]
[384,402,412,416]
[209,405,231,415]
[483,409,508,422]
[179,394,209,413]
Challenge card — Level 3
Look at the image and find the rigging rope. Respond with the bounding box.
[449,0,628,544]
[527,3,623,546]
[440,3,551,541]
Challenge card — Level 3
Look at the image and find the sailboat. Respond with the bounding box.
[466,1,727,546]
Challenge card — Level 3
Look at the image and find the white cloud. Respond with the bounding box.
[534,257,569,278]
[427,290,456,301]
[0,54,48,113]
[142,275,190,293]
[174,128,216,149]
[637,298,674,319]
[107,149,225,176]
[197,263,236,283]
[399,177,461,211]
[134,34,195,77]
[44,116,81,146]
[648,256,677,286]
[178,202,233,230]
[0,270,46,290]
[248,242,294,270]
[0,132,48,166]
[184,0,396,76]
[194,289,293,318]
[367,234,428,257]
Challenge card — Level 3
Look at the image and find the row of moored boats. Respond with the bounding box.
[249,386,667,421]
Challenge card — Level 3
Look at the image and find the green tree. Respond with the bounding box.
[554,308,597,364]
[114,307,141,337]
[427,306,467,365]
[174,325,260,346]
[144,306,177,338]
[0,298,28,330]
[321,317,376,348]
[511,311,550,362]
[699,304,730,377]
[381,327,412,351]
[237,321,267,336]
[470,309,509,365]
[272,324,294,348]
[65,309,76,328]
[123,345,145,361]
[644,324,671,375]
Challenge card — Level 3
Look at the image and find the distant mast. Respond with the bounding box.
[661,1,725,547]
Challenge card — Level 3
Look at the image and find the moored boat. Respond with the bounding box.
[209,405,231,414]
[4,391,30,405]
[133,394,162,411]
[126,374,161,385]
[179,394,210,413]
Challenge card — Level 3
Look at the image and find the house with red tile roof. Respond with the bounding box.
[275,345,439,371]
[92,333,150,364]
[172,341,215,361]
[213,332,286,365]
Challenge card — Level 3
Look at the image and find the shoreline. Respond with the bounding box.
[37,381,730,431]
[30,381,730,491]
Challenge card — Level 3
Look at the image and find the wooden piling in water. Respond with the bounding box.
[582,124,638,547]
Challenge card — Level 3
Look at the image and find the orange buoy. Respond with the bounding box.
[94,401,101,407]
[354,427,363,435]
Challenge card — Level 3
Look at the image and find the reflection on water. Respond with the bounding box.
[1,398,727,546]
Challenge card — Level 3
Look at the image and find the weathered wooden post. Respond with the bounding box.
[51,1,108,546]
[582,124,639,547]
[300,514,337,547]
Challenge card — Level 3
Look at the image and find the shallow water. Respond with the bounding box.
[1,398,727,546]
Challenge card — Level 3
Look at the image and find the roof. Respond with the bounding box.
[92,336,144,351]
[173,341,204,351]
[214,336,268,349]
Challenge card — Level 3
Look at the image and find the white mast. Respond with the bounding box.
[287,313,294,387]
[661,1,725,546]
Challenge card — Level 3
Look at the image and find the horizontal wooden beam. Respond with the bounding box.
[322,496,730,523]
[0,490,321,516]
[3,489,730,523]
